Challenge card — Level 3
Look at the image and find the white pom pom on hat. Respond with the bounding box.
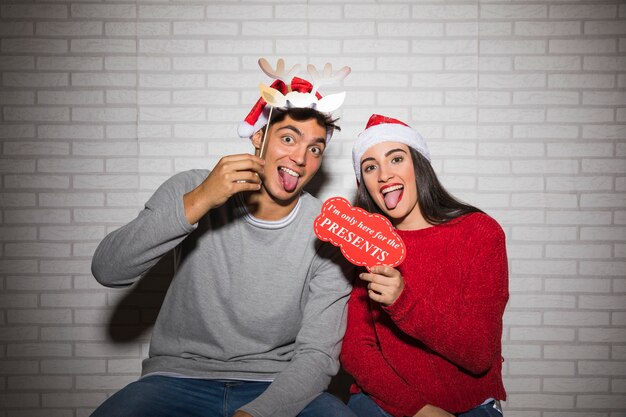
[352,114,430,182]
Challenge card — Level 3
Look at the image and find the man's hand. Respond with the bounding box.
[413,404,455,417]
[232,411,253,417]
[359,265,404,306]
[184,154,265,224]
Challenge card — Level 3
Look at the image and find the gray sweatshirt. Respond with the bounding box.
[91,169,353,417]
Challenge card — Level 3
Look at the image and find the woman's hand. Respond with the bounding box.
[232,411,253,417]
[413,404,455,417]
[359,265,404,306]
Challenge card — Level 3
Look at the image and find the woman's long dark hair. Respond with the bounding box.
[355,147,483,225]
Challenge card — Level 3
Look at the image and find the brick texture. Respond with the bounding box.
[1,0,625,415]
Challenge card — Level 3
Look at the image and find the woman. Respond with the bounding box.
[340,114,508,417]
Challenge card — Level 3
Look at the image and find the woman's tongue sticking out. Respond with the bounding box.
[382,186,403,210]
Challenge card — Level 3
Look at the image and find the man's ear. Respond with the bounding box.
[251,128,263,150]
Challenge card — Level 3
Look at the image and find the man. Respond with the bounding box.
[90,60,355,417]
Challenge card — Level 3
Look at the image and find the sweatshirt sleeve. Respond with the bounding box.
[239,243,353,417]
[340,278,427,417]
[91,171,204,287]
[385,215,509,375]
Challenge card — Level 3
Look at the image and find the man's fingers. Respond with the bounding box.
[222,159,264,175]
[217,154,265,175]
[231,171,262,184]
[233,181,262,193]
[220,153,264,164]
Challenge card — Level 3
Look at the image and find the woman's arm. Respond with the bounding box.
[340,279,427,417]
[385,216,509,375]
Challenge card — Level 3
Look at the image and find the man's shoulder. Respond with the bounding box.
[173,168,210,182]
[163,169,210,189]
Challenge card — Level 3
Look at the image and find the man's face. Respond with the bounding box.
[253,115,327,204]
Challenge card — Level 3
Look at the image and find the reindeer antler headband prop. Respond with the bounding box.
[238,58,351,141]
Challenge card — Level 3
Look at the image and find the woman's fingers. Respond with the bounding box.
[360,267,404,306]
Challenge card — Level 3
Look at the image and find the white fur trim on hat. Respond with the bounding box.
[237,105,272,139]
[352,122,430,182]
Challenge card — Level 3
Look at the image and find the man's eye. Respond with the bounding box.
[282,136,294,143]
[310,146,323,156]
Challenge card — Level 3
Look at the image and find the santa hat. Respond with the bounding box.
[352,114,430,182]
[237,77,325,139]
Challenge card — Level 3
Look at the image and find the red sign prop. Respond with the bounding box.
[314,197,406,270]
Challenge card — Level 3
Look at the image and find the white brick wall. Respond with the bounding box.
[1,0,624,415]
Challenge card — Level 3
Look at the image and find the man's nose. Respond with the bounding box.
[291,145,307,165]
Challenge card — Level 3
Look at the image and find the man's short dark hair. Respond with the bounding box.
[262,107,341,139]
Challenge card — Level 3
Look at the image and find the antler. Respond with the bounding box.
[258,58,301,92]
[307,63,351,95]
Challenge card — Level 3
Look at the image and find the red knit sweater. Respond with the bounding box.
[340,213,508,417]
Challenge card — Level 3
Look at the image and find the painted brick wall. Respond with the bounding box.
[1,0,625,415]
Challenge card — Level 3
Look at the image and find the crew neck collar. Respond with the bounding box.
[236,193,302,230]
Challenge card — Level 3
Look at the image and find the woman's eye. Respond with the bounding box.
[363,164,376,173]
[391,156,403,164]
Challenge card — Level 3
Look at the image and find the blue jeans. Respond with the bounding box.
[91,375,356,417]
[347,393,393,417]
[347,393,503,417]
[457,400,503,417]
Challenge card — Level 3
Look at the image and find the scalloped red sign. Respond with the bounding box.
[314,197,406,269]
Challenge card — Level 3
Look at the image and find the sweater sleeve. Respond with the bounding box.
[340,278,427,417]
[239,243,353,417]
[385,215,509,375]
[91,171,203,287]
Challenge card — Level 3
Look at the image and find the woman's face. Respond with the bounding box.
[360,141,423,229]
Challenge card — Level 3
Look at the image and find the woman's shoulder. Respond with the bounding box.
[459,211,499,226]
[453,211,504,236]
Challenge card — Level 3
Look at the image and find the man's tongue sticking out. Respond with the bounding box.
[279,167,299,192]
[383,189,403,210]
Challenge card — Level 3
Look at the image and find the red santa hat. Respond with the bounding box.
[237,77,325,139]
[352,114,430,182]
